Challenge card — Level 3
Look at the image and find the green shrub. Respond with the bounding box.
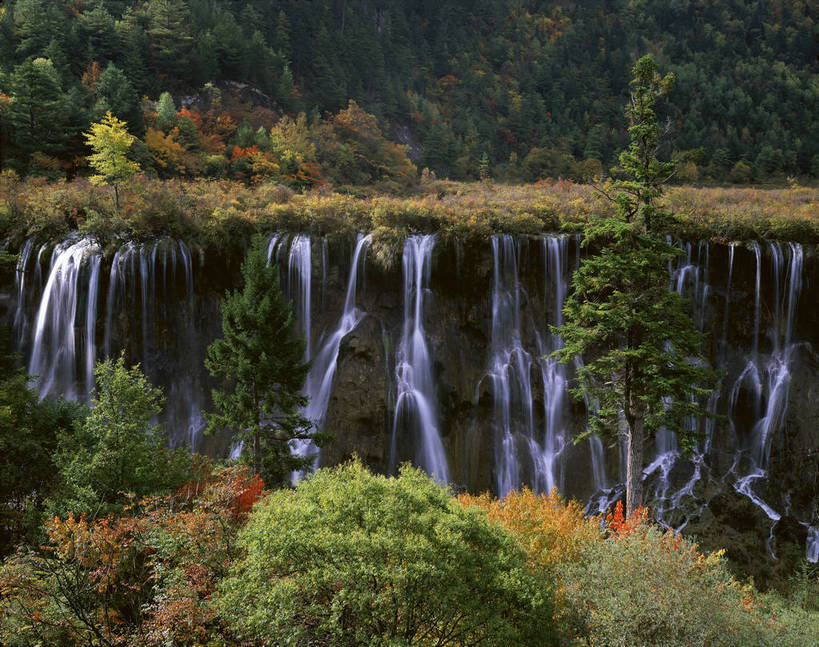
[563,519,773,647]
[216,461,558,647]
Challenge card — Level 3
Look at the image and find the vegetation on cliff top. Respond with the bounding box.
[1,172,817,259]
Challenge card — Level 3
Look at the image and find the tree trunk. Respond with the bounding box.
[114,184,120,211]
[626,416,644,516]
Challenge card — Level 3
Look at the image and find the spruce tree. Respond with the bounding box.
[205,236,318,486]
[553,56,717,515]
[155,90,177,131]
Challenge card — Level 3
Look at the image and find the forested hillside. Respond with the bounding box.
[0,0,817,183]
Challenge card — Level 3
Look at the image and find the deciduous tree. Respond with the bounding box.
[53,355,189,518]
[84,111,140,210]
[216,460,558,647]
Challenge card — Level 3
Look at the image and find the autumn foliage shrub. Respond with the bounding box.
[459,494,789,647]
[0,465,262,647]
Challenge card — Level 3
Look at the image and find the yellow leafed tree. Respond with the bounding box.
[84,111,140,210]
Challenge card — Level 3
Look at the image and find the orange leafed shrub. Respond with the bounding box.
[230,145,259,161]
[0,466,264,646]
[458,488,600,573]
[604,500,648,537]
[145,127,190,174]
[177,106,202,129]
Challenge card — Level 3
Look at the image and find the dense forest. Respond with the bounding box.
[0,0,817,184]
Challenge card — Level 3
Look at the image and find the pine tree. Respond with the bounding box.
[84,111,140,210]
[205,236,319,486]
[96,63,144,136]
[553,56,717,515]
[7,58,67,165]
[155,91,177,131]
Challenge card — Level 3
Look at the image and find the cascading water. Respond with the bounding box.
[300,234,371,467]
[733,242,803,532]
[260,233,372,471]
[9,232,818,561]
[20,237,202,444]
[484,235,573,497]
[392,234,449,483]
[27,238,101,400]
[485,235,533,495]
[12,239,36,345]
[807,527,819,564]
[287,235,312,362]
[645,240,713,524]
[534,236,571,494]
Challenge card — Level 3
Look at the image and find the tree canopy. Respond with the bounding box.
[216,460,558,646]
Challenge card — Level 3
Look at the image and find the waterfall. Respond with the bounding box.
[85,255,102,393]
[807,527,819,564]
[646,240,713,522]
[486,235,532,495]
[10,233,818,559]
[12,238,36,345]
[485,235,572,496]
[733,242,803,528]
[104,243,131,358]
[299,234,372,466]
[28,238,101,401]
[392,234,449,483]
[535,236,571,493]
[287,235,312,362]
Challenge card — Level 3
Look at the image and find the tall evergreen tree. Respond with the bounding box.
[96,63,144,136]
[6,58,67,165]
[553,56,717,515]
[205,236,319,486]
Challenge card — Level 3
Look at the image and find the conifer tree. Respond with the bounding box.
[205,236,319,486]
[553,56,717,515]
[96,63,144,136]
[155,90,177,131]
[7,58,66,164]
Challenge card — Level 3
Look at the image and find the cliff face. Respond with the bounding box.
[5,233,819,576]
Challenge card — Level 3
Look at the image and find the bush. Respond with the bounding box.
[216,461,558,647]
[563,505,773,647]
[51,356,191,518]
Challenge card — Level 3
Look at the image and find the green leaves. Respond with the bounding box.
[205,235,315,486]
[553,56,717,511]
[216,460,557,647]
[52,355,190,518]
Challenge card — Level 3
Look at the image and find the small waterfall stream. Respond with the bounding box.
[28,238,101,400]
[733,242,803,534]
[392,234,449,483]
[301,234,371,466]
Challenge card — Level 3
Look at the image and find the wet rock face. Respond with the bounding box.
[321,314,390,467]
[5,233,819,572]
